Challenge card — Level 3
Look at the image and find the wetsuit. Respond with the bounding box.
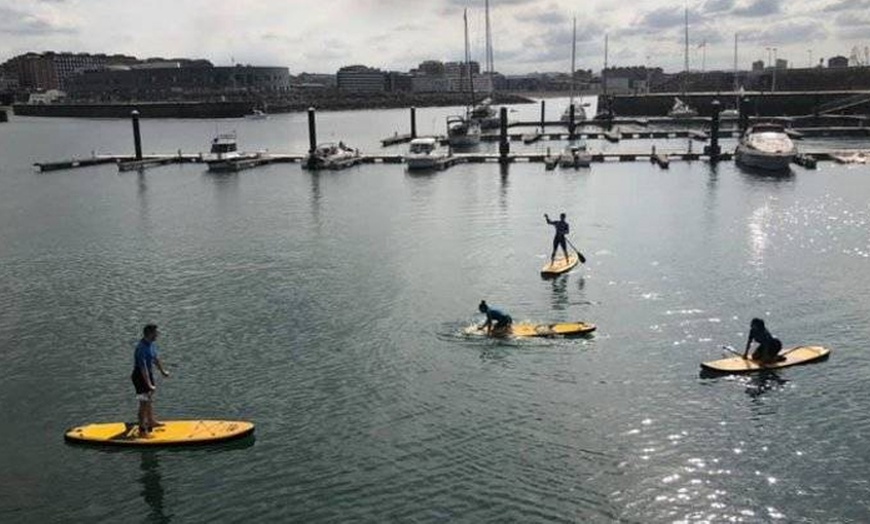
[748,324,783,363]
[548,218,570,259]
[487,307,513,330]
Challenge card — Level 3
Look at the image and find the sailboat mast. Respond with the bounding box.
[570,17,576,108]
[603,33,608,97]
[683,6,689,96]
[464,8,475,105]
[485,0,493,76]
[733,33,738,91]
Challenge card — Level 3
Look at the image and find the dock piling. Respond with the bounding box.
[499,107,510,163]
[738,96,749,136]
[568,104,576,139]
[540,100,546,130]
[410,107,417,139]
[307,107,317,155]
[131,110,142,161]
[706,100,722,162]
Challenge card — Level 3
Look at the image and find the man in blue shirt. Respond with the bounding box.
[545,212,571,265]
[131,324,170,434]
[478,300,513,336]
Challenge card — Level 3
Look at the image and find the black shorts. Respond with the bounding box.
[131,369,153,395]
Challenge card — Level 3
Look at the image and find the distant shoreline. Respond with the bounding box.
[11,92,538,119]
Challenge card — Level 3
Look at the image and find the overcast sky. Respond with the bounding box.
[1,0,868,74]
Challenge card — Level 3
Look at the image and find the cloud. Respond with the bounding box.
[0,6,77,35]
[822,0,870,11]
[732,0,784,17]
[701,0,736,13]
[739,19,828,45]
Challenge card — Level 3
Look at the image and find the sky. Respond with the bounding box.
[1,0,868,75]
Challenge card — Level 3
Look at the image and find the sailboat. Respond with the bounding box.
[721,33,740,118]
[470,0,500,130]
[593,33,614,120]
[668,6,698,118]
[447,8,482,148]
[561,17,587,124]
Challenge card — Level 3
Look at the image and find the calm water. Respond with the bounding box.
[1,101,870,523]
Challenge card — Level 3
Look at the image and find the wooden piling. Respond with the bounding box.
[410,107,417,139]
[708,100,721,162]
[307,107,317,155]
[499,107,510,163]
[131,110,142,161]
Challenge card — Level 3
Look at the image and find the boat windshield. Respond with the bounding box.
[409,141,435,154]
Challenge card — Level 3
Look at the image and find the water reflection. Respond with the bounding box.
[744,370,788,400]
[498,162,510,213]
[550,275,568,310]
[139,451,170,524]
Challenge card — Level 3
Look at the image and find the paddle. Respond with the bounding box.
[566,238,587,264]
[721,345,746,359]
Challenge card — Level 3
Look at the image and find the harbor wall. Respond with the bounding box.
[11,92,533,119]
[606,91,870,117]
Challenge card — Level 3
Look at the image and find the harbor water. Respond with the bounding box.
[1,100,869,522]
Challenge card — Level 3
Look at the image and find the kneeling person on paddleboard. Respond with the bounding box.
[131,324,170,434]
[545,213,570,265]
[743,318,784,363]
[479,300,512,335]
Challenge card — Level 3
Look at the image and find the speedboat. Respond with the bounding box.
[735,123,797,171]
[245,109,268,120]
[406,137,448,170]
[557,143,592,168]
[446,115,481,148]
[204,132,259,172]
[668,97,697,118]
[304,142,361,170]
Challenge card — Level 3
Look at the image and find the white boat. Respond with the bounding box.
[204,132,259,172]
[735,123,797,171]
[668,97,698,118]
[304,142,361,170]
[720,108,739,118]
[406,137,448,170]
[561,102,588,123]
[245,109,268,120]
[668,9,697,119]
[448,9,482,148]
[558,143,592,168]
[470,97,500,130]
[446,115,481,148]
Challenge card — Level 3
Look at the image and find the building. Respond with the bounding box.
[336,65,386,93]
[66,64,291,101]
[752,60,765,72]
[828,56,849,68]
[1,52,138,91]
[775,58,788,69]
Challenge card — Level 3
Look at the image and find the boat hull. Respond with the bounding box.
[735,144,795,171]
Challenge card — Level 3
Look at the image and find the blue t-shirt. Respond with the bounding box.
[134,339,158,378]
[488,308,510,323]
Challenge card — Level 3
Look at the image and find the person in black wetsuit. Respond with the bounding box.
[478,300,512,336]
[545,212,570,265]
[743,317,784,363]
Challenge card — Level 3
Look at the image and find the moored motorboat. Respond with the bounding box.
[304,142,361,170]
[668,97,698,118]
[406,137,448,170]
[446,115,481,148]
[470,98,500,129]
[557,142,592,168]
[735,123,797,171]
[204,132,260,172]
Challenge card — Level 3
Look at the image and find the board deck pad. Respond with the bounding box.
[64,419,255,446]
[465,321,596,338]
[541,254,579,277]
[701,345,830,373]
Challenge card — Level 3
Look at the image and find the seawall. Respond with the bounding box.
[605,91,870,117]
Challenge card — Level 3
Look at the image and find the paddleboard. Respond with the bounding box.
[465,321,596,338]
[541,254,579,277]
[701,345,830,374]
[64,419,254,447]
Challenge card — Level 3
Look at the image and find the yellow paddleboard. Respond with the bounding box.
[701,345,831,374]
[541,254,579,277]
[64,420,254,447]
[465,321,596,338]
